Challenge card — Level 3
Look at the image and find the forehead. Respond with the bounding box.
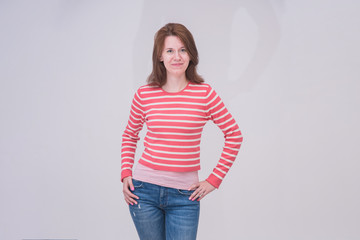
[163,36,185,48]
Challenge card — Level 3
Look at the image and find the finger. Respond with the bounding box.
[197,191,207,201]
[125,197,137,205]
[124,197,131,205]
[188,183,200,191]
[189,188,199,200]
[189,188,203,201]
[123,177,134,191]
[126,196,138,205]
[128,179,135,191]
[191,192,203,201]
[124,191,139,205]
[123,188,139,200]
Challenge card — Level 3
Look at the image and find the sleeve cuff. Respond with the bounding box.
[206,174,222,189]
[121,169,133,182]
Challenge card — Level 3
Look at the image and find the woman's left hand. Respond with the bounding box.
[188,180,216,201]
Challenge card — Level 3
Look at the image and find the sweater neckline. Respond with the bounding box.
[160,82,190,95]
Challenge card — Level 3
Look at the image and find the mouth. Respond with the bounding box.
[171,63,183,66]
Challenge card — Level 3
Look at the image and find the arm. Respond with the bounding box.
[121,88,145,181]
[189,86,243,201]
[205,86,243,188]
[121,89,145,205]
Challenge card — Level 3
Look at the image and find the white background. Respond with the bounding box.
[1,0,359,239]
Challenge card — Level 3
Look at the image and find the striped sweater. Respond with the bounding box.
[121,83,243,188]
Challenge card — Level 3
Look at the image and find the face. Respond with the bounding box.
[160,36,190,78]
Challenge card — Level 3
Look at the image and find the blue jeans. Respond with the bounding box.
[129,179,200,240]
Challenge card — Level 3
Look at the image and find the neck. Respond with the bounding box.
[162,74,188,93]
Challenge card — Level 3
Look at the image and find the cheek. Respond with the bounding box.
[162,55,171,62]
[184,56,190,65]
[184,55,190,63]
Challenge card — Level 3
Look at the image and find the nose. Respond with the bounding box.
[174,50,181,60]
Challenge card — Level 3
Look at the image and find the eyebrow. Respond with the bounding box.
[164,47,186,50]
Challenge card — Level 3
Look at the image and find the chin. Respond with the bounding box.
[169,70,186,75]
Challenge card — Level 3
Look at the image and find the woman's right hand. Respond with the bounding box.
[122,176,139,205]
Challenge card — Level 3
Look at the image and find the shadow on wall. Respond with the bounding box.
[132,0,282,99]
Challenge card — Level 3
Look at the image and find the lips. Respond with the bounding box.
[171,63,183,66]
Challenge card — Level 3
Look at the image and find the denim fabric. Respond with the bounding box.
[129,179,200,240]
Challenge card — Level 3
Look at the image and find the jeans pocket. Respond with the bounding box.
[177,189,194,196]
[132,179,144,188]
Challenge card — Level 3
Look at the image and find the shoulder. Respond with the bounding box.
[189,83,217,97]
[136,84,158,92]
[188,83,213,92]
[135,84,161,97]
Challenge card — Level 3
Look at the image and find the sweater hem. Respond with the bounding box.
[139,159,201,172]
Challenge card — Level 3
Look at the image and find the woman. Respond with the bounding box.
[121,23,243,240]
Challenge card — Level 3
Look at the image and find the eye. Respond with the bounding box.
[180,48,187,52]
[166,49,173,53]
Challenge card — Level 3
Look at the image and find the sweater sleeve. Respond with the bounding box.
[205,86,243,188]
[121,88,145,182]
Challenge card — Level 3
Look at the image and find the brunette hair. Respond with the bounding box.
[147,23,204,87]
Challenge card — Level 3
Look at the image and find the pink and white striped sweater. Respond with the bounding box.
[121,83,243,188]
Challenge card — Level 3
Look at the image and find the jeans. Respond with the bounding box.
[129,179,200,240]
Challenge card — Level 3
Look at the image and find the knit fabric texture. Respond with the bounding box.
[121,83,243,188]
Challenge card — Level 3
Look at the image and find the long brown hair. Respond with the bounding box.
[147,23,204,87]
